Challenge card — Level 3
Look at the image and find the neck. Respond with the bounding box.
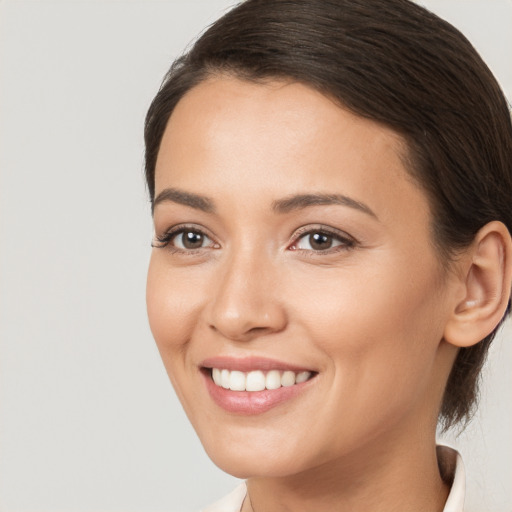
[243,432,450,512]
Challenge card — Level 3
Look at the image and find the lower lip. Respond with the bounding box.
[202,370,315,415]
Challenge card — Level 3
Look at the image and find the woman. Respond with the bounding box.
[144,0,512,510]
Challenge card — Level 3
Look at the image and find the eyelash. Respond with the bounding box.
[289,225,356,254]
[151,224,218,254]
[152,224,357,255]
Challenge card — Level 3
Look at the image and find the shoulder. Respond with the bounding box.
[200,482,247,512]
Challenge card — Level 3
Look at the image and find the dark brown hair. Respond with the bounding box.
[144,0,512,429]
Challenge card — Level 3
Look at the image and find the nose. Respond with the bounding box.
[205,249,288,342]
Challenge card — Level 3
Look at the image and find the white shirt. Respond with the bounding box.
[201,447,465,512]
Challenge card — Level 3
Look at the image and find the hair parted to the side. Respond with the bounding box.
[144,0,512,430]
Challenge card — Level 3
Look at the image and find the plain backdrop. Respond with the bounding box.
[0,1,511,511]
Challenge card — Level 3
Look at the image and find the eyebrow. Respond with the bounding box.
[272,193,377,218]
[153,187,377,219]
[153,188,215,214]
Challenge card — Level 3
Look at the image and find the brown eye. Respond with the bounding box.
[292,229,354,252]
[308,233,333,250]
[152,226,218,252]
[175,231,207,249]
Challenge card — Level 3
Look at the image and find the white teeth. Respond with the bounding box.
[211,368,312,391]
[296,371,310,384]
[212,368,222,386]
[221,369,230,389]
[246,370,266,392]
[281,371,296,387]
[265,370,281,390]
[229,370,246,391]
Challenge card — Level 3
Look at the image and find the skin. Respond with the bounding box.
[147,76,474,512]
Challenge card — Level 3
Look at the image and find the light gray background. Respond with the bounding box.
[0,1,510,511]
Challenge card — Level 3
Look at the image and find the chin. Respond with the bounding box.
[207,448,307,480]
[196,423,313,479]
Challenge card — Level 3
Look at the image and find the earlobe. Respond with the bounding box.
[444,221,512,348]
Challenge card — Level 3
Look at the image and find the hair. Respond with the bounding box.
[144,0,512,430]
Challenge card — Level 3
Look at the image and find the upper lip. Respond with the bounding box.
[200,356,315,373]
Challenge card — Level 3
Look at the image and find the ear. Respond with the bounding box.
[443,221,512,348]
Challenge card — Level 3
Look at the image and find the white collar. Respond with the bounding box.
[440,446,465,512]
[202,446,466,512]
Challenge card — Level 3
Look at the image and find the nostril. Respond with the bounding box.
[209,325,279,343]
[208,321,282,342]
[248,326,272,334]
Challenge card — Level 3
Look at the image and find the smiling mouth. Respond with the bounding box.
[200,362,318,414]
[206,368,316,392]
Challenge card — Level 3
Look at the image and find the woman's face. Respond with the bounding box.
[147,77,457,478]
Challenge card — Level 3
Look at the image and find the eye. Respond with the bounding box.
[173,230,210,250]
[152,226,218,251]
[290,227,355,253]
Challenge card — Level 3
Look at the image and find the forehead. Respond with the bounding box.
[155,76,428,226]
[159,76,408,159]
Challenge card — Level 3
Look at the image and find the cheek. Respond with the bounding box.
[284,254,446,403]
[288,256,443,341]
[146,254,206,357]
